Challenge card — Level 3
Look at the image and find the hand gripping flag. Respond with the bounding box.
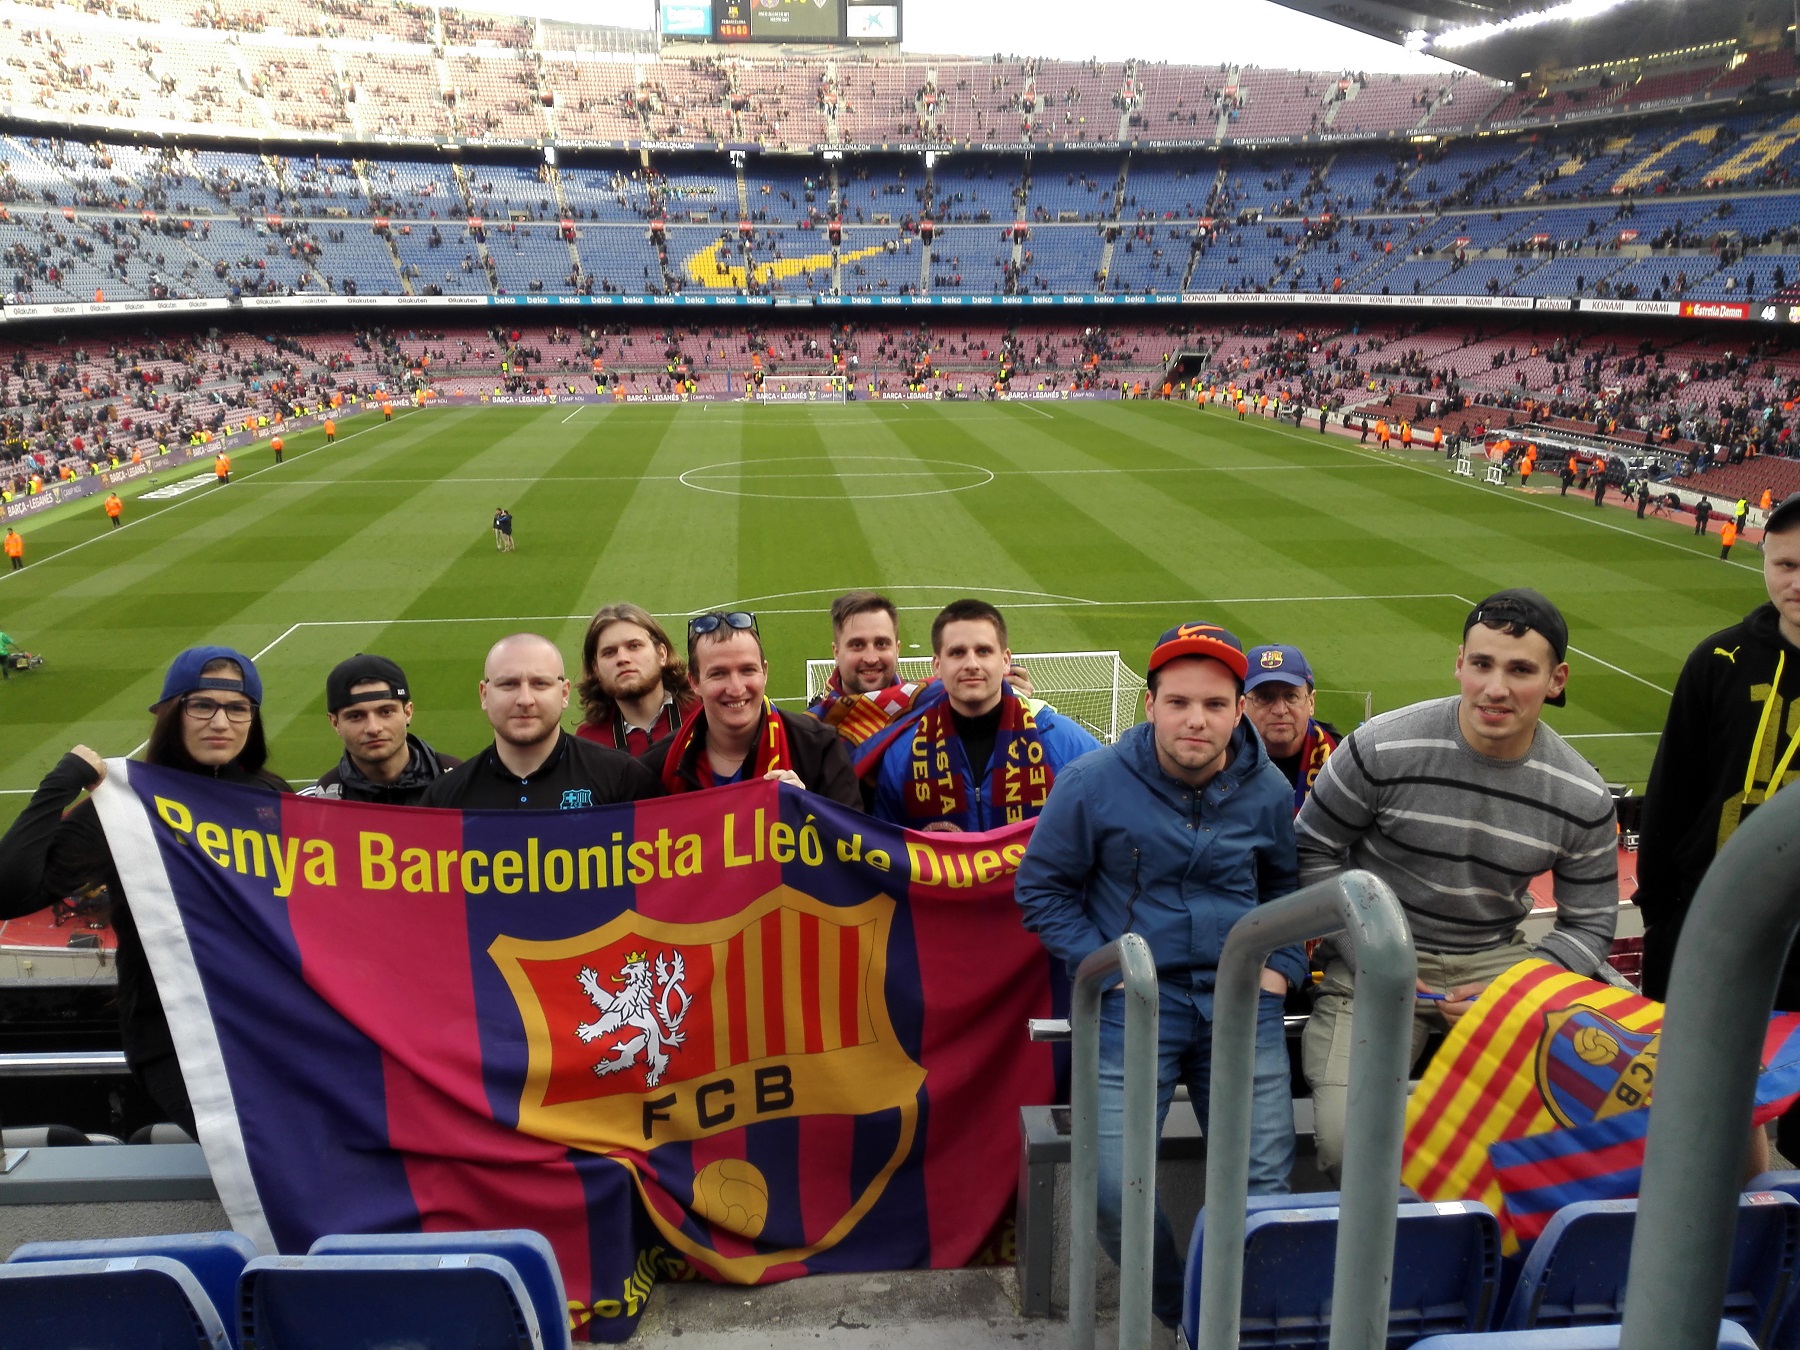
[1402,959,1800,1250]
[91,763,1063,1341]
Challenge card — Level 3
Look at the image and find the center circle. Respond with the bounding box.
[678,455,995,501]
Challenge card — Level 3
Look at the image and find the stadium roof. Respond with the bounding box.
[1266,0,1794,81]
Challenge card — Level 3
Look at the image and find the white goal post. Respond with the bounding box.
[754,374,848,404]
[803,651,1146,744]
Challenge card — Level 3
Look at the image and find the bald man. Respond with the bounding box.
[418,633,657,809]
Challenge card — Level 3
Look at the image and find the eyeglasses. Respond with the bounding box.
[688,611,758,639]
[182,696,256,724]
[1248,685,1312,706]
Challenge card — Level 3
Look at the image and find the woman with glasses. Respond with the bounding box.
[642,611,863,809]
[0,646,288,1136]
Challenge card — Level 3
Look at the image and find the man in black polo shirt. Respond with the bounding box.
[302,654,462,805]
[418,633,656,809]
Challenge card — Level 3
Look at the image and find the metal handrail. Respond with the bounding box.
[1068,932,1158,1350]
[1621,783,1800,1350]
[1196,870,1417,1350]
[0,1050,130,1078]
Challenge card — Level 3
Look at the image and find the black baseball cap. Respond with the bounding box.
[1766,492,1800,537]
[1464,589,1569,707]
[326,654,411,713]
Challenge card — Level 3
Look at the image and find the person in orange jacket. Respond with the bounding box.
[1720,519,1738,561]
[323,418,337,443]
[103,493,123,529]
[270,435,284,465]
[215,452,231,485]
[4,527,23,571]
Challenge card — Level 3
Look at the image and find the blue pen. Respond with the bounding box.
[1415,990,1448,1001]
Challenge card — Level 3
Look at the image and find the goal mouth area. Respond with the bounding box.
[803,652,1145,744]
[753,376,848,403]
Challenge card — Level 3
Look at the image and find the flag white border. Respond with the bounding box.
[91,760,278,1252]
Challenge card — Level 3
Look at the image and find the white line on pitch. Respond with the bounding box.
[1018,403,1055,420]
[0,410,415,581]
[253,623,304,661]
[560,404,585,424]
[1569,644,1673,696]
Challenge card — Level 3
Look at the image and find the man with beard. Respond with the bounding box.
[418,634,655,809]
[302,654,461,805]
[575,603,696,754]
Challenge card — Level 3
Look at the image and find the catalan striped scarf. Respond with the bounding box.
[810,673,928,777]
[660,699,791,794]
[901,686,1054,830]
[1292,719,1340,814]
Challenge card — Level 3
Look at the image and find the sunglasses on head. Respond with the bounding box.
[688,611,759,639]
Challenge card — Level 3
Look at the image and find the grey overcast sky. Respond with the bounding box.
[510,0,1468,75]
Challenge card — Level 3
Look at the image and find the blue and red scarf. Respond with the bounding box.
[811,673,931,779]
[659,698,791,793]
[899,684,1054,829]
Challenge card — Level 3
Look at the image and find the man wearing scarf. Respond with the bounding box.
[806,591,928,778]
[1242,644,1341,814]
[641,611,863,808]
[871,599,1099,831]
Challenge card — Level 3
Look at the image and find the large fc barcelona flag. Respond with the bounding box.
[1402,959,1800,1251]
[91,762,1061,1341]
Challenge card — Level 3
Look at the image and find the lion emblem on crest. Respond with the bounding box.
[575,950,692,1088]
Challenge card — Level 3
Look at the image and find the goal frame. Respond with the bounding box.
[803,650,1145,744]
[753,374,849,404]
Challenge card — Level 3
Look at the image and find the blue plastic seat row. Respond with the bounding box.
[0,1228,570,1350]
[1180,1187,1800,1350]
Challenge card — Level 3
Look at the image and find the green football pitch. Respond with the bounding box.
[0,398,1770,827]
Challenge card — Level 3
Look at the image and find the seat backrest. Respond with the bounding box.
[1501,1193,1800,1345]
[307,1230,569,1350]
[9,1230,257,1347]
[1408,1320,1759,1348]
[0,1254,230,1350]
[1181,1196,1498,1348]
[238,1253,543,1350]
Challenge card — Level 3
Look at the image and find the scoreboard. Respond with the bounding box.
[662,0,901,43]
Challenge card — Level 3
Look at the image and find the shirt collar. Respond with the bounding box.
[483,728,567,783]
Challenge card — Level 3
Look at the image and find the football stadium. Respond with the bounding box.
[1,0,1799,1344]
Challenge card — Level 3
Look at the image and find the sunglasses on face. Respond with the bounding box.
[688,611,759,639]
[182,696,256,724]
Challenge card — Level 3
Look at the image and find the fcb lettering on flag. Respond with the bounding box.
[91,764,1063,1341]
[1402,959,1800,1250]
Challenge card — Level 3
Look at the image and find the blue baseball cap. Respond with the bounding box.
[153,646,263,710]
[1245,644,1315,692]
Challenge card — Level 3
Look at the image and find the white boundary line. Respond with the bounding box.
[1444,588,1675,697]
[1018,402,1055,420]
[0,409,416,581]
[1192,401,1768,576]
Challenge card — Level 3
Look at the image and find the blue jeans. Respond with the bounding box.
[1094,984,1294,1326]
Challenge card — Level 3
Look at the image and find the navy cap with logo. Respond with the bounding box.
[1464,588,1570,708]
[1244,644,1314,693]
[326,654,412,714]
[153,645,263,710]
[1148,622,1249,681]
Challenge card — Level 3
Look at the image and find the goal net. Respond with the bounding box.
[755,374,848,404]
[803,651,1145,744]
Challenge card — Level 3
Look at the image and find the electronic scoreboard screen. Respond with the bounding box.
[749,0,842,41]
[846,2,897,39]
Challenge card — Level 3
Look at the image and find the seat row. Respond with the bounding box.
[0,1228,571,1350]
[1180,1171,1800,1349]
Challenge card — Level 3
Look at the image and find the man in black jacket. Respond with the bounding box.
[1637,492,1800,1144]
[418,634,657,810]
[641,611,861,808]
[303,654,461,805]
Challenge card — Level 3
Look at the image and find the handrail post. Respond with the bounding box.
[1068,932,1159,1350]
[1620,784,1800,1350]
[1195,870,1416,1350]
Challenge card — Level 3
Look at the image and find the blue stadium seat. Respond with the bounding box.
[0,1254,232,1349]
[1181,1196,1499,1347]
[1410,1322,1758,1348]
[238,1253,545,1350]
[307,1230,569,1350]
[8,1231,257,1347]
[1498,1194,1800,1345]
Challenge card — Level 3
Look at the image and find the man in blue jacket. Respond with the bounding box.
[1016,620,1303,1328]
[872,598,1098,830]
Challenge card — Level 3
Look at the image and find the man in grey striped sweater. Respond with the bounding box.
[1295,589,1619,1179]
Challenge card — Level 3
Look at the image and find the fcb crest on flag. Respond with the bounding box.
[493,888,927,1281]
[1404,959,1800,1250]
